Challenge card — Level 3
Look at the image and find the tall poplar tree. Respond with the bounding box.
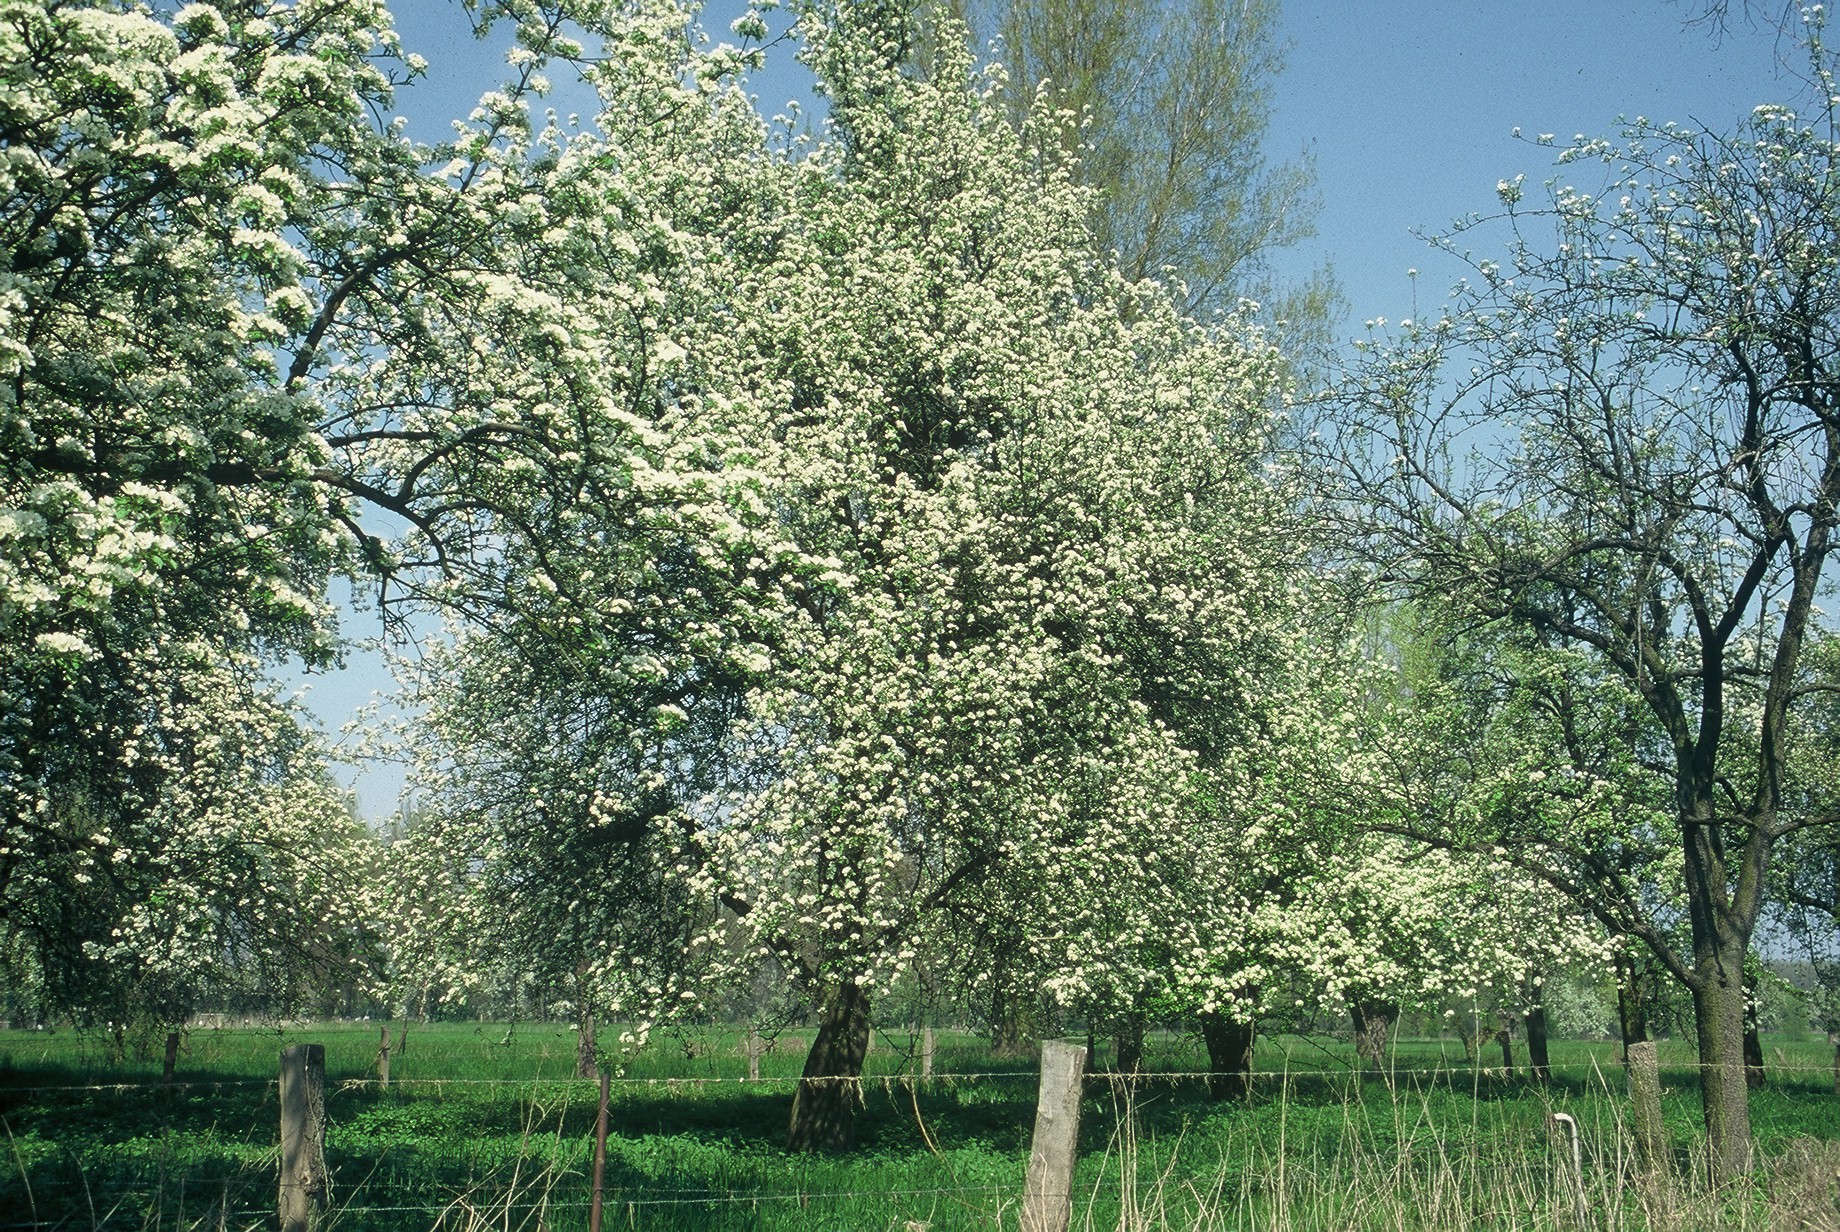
[944,0,1334,350]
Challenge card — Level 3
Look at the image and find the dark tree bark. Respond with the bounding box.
[1742,963,1765,1089]
[787,982,872,1152]
[1459,1013,1484,1063]
[989,984,1035,1058]
[1199,1010,1255,1100]
[1615,952,1651,1062]
[1350,998,1397,1071]
[576,1009,597,1079]
[1526,999,1551,1084]
[1742,1022,1765,1090]
[1495,1020,1515,1075]
[1690,941,1753,1176]
[1113,1010,1145,1074]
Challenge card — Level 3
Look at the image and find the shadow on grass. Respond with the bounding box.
[4,1045,1836,1231]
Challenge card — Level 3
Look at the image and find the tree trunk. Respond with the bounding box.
[1615,951,1650,1062]
[1526,999,1551,1084]
[1113,1010,1145,1075]
[1689,948,1754,1180]
[990,985,1034,1058]
[1458,1012,1482,1063]
[1741,965,1765,1089]
[1495,1021,1515,1074]
[788,982,871,1152]
[1742,1016,1765,1090]
[1198,1010,1254,1100]
[576,1010,597,1079]
[1350,998,1396,1071]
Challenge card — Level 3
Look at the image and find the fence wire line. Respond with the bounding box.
[3,1057,1837,1095]
[1,1142,1657,1228]
[0,1132,1642,1221]
[0,1182,1025,1225]
[0,1178,1071,1224]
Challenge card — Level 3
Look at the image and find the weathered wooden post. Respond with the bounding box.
[921,1026,935,1079]
[589,1068,611,1232]
[1626,1040,1667,1177]
[1020,1039,1087,1232]
[162,1031,180,1086]
[747,1027,761,1083]
[376,1025,391,1088]
[279,1044,328,1232]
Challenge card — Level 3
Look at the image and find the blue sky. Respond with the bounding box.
[1263,1,1784,329]
[303,0,1793,818]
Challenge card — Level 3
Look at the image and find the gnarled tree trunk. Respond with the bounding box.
[1350,998,1397,1072]
[989,984,1035,1058]
[788,982,871,1152]
[1199,1010,1255,1100]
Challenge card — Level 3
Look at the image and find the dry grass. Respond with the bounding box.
[1071,1079,1840,1232]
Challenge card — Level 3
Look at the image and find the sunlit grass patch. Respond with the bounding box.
[1,1024,1834,1230]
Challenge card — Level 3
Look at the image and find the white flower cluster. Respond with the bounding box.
[376,2,1604,1050]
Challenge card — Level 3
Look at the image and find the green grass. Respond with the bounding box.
[1,1023,1835,1230]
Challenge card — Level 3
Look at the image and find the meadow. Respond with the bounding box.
[1,1021,1836,1231]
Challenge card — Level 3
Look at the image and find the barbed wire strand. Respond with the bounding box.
[4,1057,1838,1094]
[0,1182,1029,1227]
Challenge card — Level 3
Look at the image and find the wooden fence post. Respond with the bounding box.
[376,1025,391,1088]
[921,1026,935,1079]
[162,1031,180,1086]
[589,1069,611,1232]
[1020,1039,1087,1232]
[1626,1040,1667,1177]
[746,1027,761,1083]
[279,1044,328,1232]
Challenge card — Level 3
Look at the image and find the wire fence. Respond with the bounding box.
[4,1058,1839,1095]
[0,1183,1034,1232]
[3,1037,1835,1231]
